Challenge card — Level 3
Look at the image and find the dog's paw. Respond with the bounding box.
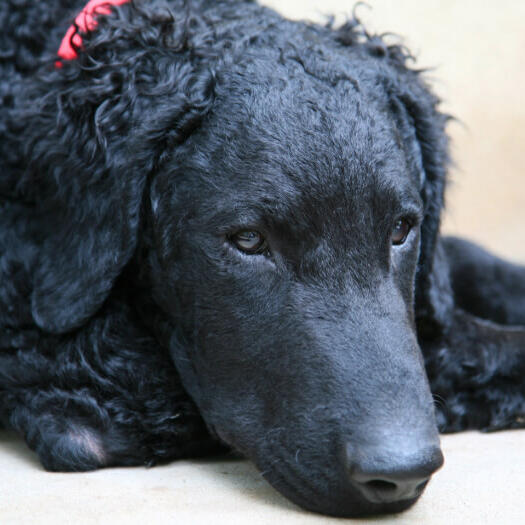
[34,424,108,472]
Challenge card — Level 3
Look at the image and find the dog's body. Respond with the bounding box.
[1,0,524,517]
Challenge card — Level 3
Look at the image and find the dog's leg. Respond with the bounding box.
[0,295,220,472]
[443,236,525,325]
[423,309,525,432]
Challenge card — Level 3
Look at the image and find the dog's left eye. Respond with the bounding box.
[229,231,268,255]
[391,218,412,246]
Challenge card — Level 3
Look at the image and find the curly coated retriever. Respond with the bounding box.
[1,0,524,517]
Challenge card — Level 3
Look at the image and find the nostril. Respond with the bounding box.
[355,474,430,504]
[365,479,398,493]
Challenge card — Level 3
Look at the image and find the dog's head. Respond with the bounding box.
[24,2,448,517]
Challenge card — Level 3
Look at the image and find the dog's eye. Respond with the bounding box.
[391,218,412,246]
[230,231,268,254]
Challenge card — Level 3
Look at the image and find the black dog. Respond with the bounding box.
[1,0,524,518]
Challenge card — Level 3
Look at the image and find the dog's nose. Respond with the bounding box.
[345,444,444,504]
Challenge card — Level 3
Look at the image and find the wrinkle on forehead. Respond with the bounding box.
[200,78,418,211]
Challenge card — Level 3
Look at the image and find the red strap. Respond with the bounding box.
[57,0,130,62]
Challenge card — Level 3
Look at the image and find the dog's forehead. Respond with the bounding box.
[191,55,418,214]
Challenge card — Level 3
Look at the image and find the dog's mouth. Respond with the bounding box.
[253,443,427,517]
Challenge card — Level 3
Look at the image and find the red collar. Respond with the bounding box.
[57,0,130,62]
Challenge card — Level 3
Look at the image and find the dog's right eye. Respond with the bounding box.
[391,218,412,246]
[229,231,268,255]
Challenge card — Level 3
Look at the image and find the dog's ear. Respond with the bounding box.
[13,4,216,333]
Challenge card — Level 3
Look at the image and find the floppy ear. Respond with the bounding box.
[12,3,216,333]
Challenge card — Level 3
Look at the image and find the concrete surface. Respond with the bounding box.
[1,1,524,524]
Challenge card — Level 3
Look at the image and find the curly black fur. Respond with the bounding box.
[1,0,524,518]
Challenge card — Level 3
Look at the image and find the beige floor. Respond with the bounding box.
[1,1,524,523]
[1,429,524,524]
